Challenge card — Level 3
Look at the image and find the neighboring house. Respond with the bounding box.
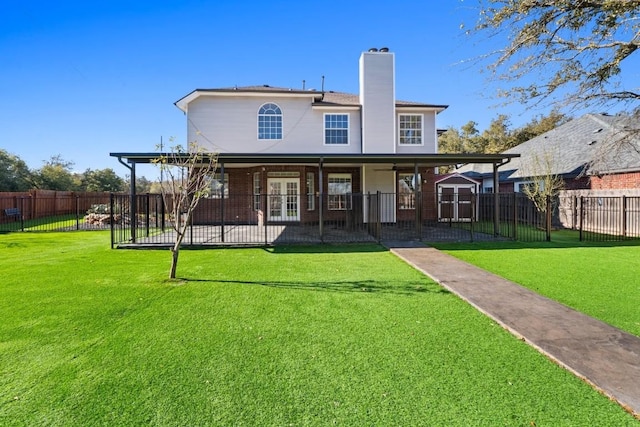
[112,48,515,230]
[458,113,640,193]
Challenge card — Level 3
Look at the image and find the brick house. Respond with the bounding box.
[112,49,515,236]
[458,113,640,193]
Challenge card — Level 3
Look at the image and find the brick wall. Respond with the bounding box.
[589,171,640,190]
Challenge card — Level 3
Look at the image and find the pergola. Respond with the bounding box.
[110,152,519,242]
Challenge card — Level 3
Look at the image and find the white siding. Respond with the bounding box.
[359,52,395,154]
[187,96,362,154]
[395,110,438,154]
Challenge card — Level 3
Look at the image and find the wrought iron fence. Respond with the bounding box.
[557,195,640,241]
[109,192,553,247]
[0,193,112,232]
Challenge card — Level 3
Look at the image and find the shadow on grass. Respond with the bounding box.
[265,243,388,254]
[177,277,449,296]
[432,235,640,251]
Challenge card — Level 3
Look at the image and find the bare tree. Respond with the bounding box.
[469,1,640,113]
[520,150,564,214]
[154,142,217,279]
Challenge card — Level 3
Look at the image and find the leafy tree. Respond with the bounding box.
[32,155,79,191]
[439,111,569,162]
[81,168,125,192]
[470,0,640,112]
[154,142,218,279]
[0,149,32,191]
[135,176,153,193]
[511,110,570,147]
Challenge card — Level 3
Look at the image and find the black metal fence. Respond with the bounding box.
[0,193,112,232]
[4,192,636,245]
[109,192,554,247]
[557,195,640,241]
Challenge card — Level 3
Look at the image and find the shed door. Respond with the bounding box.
[438,184,476,221]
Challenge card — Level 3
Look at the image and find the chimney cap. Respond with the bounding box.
[379,47,389,52]
[368,47,378,52]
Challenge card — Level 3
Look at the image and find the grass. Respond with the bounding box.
[0,214,84,232]
[1,232,638,425]
[432,230,640,337]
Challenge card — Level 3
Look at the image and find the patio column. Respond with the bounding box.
[493,162,500,236]
[318,159,324,241]
[130,161,137,243]
[414,162,421,238]
[220,162,225,242]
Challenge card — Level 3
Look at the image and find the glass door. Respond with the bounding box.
[267,178,300,221]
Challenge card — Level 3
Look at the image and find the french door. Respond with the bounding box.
[267,178,300,221]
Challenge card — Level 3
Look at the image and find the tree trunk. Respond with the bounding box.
[169,244,180,279]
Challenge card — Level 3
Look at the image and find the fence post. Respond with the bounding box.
[145,193,150,237]
[76,196,80,230]
[546,195,552,241]
[160,195,166,232]
[376,191,382,243]
[110,193,115,249]
[571,196,578,230]
[264,193,268,245]
[579,196,584,241]
[19,197,25,231]
[512,192,518,241]
[622,195,627,238]
[470,193,475,243]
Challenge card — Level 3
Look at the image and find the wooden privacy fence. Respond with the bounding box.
[0,190,111,231]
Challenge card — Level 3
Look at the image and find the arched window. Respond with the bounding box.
[258,103,282,140]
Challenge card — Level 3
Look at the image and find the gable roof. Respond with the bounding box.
[175,85,448,112]
[457,113,640,180]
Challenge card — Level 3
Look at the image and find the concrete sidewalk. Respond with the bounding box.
[388,244,640,418]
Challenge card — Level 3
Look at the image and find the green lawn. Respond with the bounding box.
[1,232,637,425]
[433,231,640,338]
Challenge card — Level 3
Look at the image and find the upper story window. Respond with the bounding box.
[258,103,282,140]
[399,114,423,145]
[324,114,349,145]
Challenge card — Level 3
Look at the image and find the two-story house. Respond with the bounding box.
[112,48,515,244]
[174,48,451,226]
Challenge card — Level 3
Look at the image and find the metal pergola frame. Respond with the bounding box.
[110,152,519,243]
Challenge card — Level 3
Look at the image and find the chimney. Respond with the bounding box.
[359,48,395,153]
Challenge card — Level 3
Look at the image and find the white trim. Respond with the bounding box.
[312,105,361,111]
[323,112,350,146]
[437,183,477,221]
[176,90,321,112]
[257,102,283,141]
[397,113,424,146]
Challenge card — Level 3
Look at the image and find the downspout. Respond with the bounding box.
[117,156,137,243]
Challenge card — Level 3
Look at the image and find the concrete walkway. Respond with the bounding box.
[387,244,640,419]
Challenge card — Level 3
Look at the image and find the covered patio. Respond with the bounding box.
[109,152,519,248]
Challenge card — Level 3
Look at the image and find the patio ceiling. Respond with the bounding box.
[110,152,519,168]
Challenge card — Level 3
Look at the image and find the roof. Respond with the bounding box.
[110,152,518,167]
[175,85,448,112]
[457,113,640,180]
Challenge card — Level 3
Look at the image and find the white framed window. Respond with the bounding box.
[306,172,315,211]
[258,103,282,140]
[324,114,349,145]
[253,172,261,210]
[209,173,228,199]
[398,173,416,210]
[398,114,423,145]
[328,173,352,210]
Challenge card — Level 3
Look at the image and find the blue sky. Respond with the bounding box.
[0,0,598,176]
